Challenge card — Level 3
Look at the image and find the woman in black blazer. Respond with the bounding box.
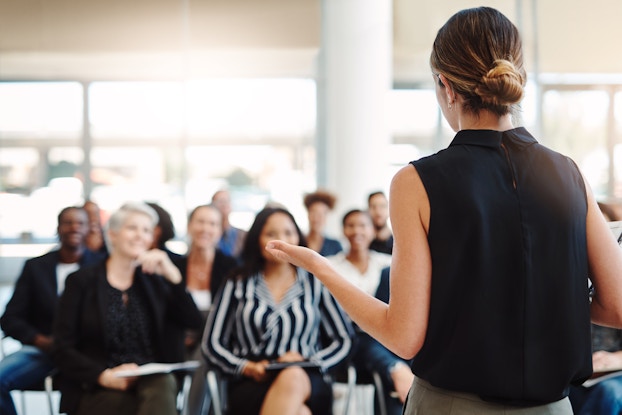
[53,202,203,415]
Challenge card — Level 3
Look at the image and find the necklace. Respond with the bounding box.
[188,263,211,290]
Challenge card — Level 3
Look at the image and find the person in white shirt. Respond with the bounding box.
[327,209,413,415]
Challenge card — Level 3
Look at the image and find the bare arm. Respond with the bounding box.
[266,165,431,359]
[586,176,622,327]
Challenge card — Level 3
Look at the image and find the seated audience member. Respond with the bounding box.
[327,209,413,415]
[303,189,343,256]
[52,202,203,415]
[568,324,622,414]
[82,200,108,254]
[172,204,237,415]
[211,188,247,259]
[146,202,182,261]
[0,206,104,415]
[203,207,353,415]
[367,191,393,254]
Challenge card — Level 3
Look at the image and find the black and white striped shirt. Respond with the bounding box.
[203,268,353,376]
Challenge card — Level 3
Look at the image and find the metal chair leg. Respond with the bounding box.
[372,371,388,415]
[342,365,357,415]
[206,370,223,415]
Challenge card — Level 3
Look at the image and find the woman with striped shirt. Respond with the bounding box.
[202,207,353,415]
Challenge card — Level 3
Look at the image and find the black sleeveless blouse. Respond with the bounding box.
[411,127,592,405]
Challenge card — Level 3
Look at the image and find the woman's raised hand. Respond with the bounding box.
[136,249,182,284]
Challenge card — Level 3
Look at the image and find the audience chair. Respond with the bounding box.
[178,363,212,415]
[178,372,192,415]
[204,367,228,415]
[0,335,57,415]
[204,363,393,415]
[336,364,389,415]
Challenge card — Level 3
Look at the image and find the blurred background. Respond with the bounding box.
[2,0,622,277]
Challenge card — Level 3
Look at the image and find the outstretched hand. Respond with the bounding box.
[265,240,327,275]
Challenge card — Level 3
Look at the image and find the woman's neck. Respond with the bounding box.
[188,246,215,263]
[457,110,514,132]
[186,246,215,290]
[262,261,297,303]
[263,261,296,281]
[106,255,136,290]
[346,247,370,273]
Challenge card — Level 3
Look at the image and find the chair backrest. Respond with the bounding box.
[332,364,388,415]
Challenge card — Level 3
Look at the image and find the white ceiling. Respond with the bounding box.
[1,0,621,83]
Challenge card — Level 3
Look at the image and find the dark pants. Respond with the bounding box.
[75,373,178,415]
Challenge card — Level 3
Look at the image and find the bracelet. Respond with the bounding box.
[389,361,409,374]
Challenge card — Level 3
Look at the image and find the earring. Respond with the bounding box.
[448,103,452,110]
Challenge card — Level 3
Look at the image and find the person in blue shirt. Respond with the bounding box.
[569,324,622,414]
[211,189,247,260]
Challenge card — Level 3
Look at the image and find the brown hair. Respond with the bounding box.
[430,7,526,116]
[303,189,337,210]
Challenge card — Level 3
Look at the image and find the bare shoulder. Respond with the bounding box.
[391,164,426,195]
[390,164,429,231]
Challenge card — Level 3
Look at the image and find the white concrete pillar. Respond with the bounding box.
[317,0,393,219]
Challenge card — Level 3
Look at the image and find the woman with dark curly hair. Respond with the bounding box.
[303,190,343,256]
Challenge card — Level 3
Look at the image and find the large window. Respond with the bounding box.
[0,82,83,138]
[0,79,317,241]
[3,78,622,242]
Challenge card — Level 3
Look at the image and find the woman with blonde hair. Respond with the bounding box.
[267,7,622,414]
[53,202,203,415]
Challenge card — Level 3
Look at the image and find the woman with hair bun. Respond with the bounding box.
[267,6,622,414]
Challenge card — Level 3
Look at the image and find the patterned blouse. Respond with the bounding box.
[203,268,353,376]
[104,282,155,367]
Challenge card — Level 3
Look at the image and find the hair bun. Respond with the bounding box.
[476,59,525,106]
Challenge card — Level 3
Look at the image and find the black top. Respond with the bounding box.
[369,235,393,255]
[52,261,203,414]
[104,281,154,366]
[411,128,592,405]
[172,249,238,296]
[0,249,105,344]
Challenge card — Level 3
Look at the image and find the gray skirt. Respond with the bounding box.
[403,377,573,415]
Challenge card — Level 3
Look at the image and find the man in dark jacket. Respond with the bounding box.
[0,206,104,415]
